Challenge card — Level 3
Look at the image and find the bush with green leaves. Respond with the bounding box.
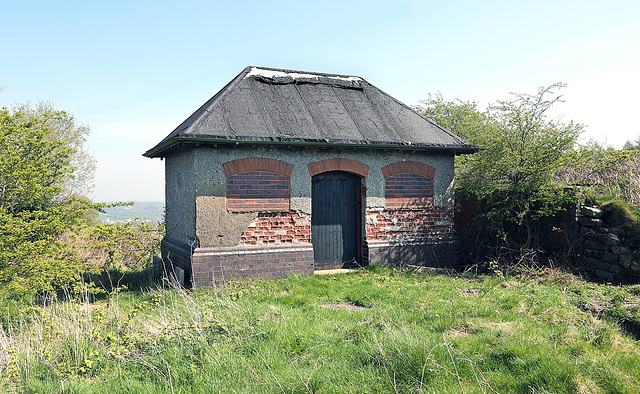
[418,83,583,267]
[0,107,100,298]
[0,105,164,299]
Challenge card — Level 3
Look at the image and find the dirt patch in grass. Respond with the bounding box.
[319,303,368,311]
[461,288,481,296]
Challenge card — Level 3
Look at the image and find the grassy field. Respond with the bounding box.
[2,266,640,393]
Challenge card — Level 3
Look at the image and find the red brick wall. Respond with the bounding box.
[227,171,290,211]
[191,244,314,287]
[308,158,370,177]
[240,211,311,245]
[223,157,294,212]
[366,207,454,241]
[382,161,435,209]
[385,173,434,208]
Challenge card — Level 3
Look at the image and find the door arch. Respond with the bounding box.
[311,171,362,269]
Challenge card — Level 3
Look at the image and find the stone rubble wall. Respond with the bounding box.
[577,205,640,283]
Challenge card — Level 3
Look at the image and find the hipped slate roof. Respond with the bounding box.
[144,66,478,158]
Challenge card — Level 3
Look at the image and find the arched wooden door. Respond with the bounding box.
[311,171,362,270]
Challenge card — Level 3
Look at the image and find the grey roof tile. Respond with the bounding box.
[144,66,478,157]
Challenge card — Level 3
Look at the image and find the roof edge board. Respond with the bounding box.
[143,137,478,158]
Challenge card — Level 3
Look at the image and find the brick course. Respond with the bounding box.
[366,207,454,241]
[381,161,436,179]
[308,158,370,177]
[222,157,294,177]
[227,171,290,211]
[240,211,312,245]
[191,244,314,287]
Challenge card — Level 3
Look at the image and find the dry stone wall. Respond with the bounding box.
[577,204,640,283]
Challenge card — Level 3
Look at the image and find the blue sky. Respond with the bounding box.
[1,0,639,202]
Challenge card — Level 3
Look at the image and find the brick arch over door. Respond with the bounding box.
[307,158,370,177]
[222,157,294,212]
[382,161,435,209]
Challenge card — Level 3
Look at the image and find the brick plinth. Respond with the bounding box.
[161,237,195,286]
[191,244,314,287]
[367,238,461,269]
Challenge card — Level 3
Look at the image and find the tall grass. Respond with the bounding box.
[2,266,640,393]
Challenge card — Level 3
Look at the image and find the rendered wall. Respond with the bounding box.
[163,144,459,287]
[164,147,196,245]
[190,145,455,245]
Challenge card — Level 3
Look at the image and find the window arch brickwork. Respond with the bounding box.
[382,161,436,209]
[222,158,293,212]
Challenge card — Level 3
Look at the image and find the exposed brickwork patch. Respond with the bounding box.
[308,158,370,177]
[240,211,311,245]
[366,207,454,241]
[385,173,434,208]
[381,161,436,179]
[227,171,290,211]
[222,157,294,177]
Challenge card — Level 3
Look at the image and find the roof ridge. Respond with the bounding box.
[246,65,361,80]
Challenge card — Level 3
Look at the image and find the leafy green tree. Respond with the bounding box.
[0,108,73,212]
[419,83,583,264]
[13,101,95,199]
[0,107,96,297]
[622,135,640,151]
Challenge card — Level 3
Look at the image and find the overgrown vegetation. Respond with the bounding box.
[0,105,162,301]
[3,86,640,392]
[559,141,640,209]
[2,267,640,393]
[418,84,640,272]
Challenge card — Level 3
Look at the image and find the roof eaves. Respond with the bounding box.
[143,136,478,158]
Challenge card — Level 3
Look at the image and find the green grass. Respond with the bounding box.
[2,266,640,393]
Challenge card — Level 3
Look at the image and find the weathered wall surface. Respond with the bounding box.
[165,147,196,244]
[366,207,454,242]
[189,145,456,248]
[163,144,459,287]
[195,189,257,247]
[577,204,640,283]
[240,211,311,245]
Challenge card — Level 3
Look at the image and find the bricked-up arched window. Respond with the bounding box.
[222,158,294,212]
[382,161,436,209]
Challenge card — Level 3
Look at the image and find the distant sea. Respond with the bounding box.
[98,201,164,224]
